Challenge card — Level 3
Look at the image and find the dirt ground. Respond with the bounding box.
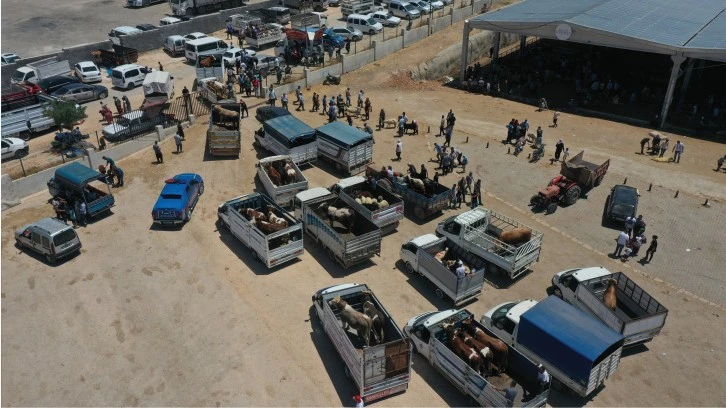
[3,9,726,408]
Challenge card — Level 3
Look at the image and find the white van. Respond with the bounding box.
[184,37,229,61]
[346,14,383,35]
[164,35,186,56]
[111,64,148,89]
[388,0,421,20]
[109,26,143,45]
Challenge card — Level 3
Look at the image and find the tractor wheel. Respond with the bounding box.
[529,194,543,207]
[546,203,557,214]
[594,174,605,187]
[564,185,581,206]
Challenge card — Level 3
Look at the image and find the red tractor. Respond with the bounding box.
[530,151,609,214]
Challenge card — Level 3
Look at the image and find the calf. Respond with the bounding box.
[264,163,282,187]
[363,300,385,345]
[603,279,618,311]
[462,318,508,374]
[443,324,482,374]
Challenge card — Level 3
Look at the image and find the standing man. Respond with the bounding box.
[443,126,452,147]
[113,166,125,187]
[536,365,551,394]
[439,115,445,136]
[78,201,88,227]
[498,381,518,408]
[297,92,305,111]
[395,140,402,161]
[552,111,560,127]
[614,230,629,257]
[634,215,646,236]
[561,148,570,162]
[226,21,234,39]
[153,141,163,163]
[345,38,351,54]
[281,93,289,110]
[364,98,372,120]
[113,96,124,115]
[644,235,658,262]
[122,95,132,113]
[460,155,468,173]
[554,139,565,161]
[639,137,650,155]
[322,95,328,114]
[345,88,352,106]
[268,85,277,106]
[472,179,482,208]
[378,109,386,130]
[624,215,636,237]
[358,89,364,108]
[174,132,183,153]
[182,86,190,106]
[672,140,684,163]
[158,61,164,71]
[659,138,669,158]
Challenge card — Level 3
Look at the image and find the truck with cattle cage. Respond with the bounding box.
[403,309,549,407]
[400,234,486,306]
[254,114,318,165]
[294,187,381,269]
[257,155,308,207]
[367,166,450,220]
[207,103,242,157]
[312,283,411,404]
[217,193,304,268]
[315,122,374,176]
[435,208,543,280]
[329,176,404,234]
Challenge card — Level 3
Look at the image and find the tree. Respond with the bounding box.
[42,100,88,131]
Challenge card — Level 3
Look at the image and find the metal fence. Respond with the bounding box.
[164,92,210,122]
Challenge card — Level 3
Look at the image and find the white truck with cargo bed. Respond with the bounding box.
[330,176,403,234]
[10,57,71,85]
[257,155,308,207]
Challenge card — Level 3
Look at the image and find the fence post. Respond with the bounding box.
[18,156,27,178]
[372,40,377,61]
[155,125,163,142]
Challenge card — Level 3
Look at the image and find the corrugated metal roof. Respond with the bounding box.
[471,0,726,52]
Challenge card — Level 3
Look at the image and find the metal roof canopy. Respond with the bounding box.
[467,0,726,61]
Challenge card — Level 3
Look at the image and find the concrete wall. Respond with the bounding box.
[374,35,403,60]
[403,26,428,48]
[341,49,374,74]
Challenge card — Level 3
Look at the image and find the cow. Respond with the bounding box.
[242,208,267,222]
[255,219,287,235]
[461,318,508,374]
[329,296,373,347]
[199,55,215,67]
[443,324,482,374]
[266,206,289,229]
[264,163,282,187]
[213,105,238,120]
[603,279,618,311]
[283,161,297,185]
[498,228,532,247]
[320,204,356,232]
[434,247,449,264]
[459,329,494,376]
[362,300,385,345]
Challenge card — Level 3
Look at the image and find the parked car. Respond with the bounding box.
[420,0,444,10]
[102,110,169,142]
[51,83,109,104]
[38,75,81,94]
[330,26,363,41]
[136,23,158,31]
[254,54,288,72]
[408,0,432,14]
[15,217,82,263]
[368,10,401,27]
[73,61,102,83]
[605,184,639,222]
[1,53,21,65]
[184,32,208,41]
[159,16,182,26]
[152,173,205,226]
[388,1,421,20]
[255,106,291,122]
[222,47,257,66]
[1,137,29,160]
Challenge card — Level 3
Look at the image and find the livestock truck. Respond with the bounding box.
[245,24,286,49]
[371,167,450,220]
[255,114,317,165]
[403,309,548,407]
[1,93,58,139]
[436,208,543,280]
[195,53,225,84]
[199,77,236,104]
[400,234,486,305]
[170,0,246,16]
[207,103,241,157]
[217,193,304,268]
[330,176,403,234]
[257,155,308,207]
[316,122,374,176]
[552,267,668,347]
[294,187,381,269]
[290,12,328,30]
[481,296,625,397]
[312,283,411,403]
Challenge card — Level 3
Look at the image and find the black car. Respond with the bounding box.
[605,184,639,222]
[136,24,158,31]
[38,75,81,94]
[255,106,291,122]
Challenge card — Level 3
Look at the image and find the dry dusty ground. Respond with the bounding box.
[2,9,726,408]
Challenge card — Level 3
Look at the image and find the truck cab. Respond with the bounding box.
[399,233,439,274]
[480,299,538,345]
[552,267,610,302]
[403,309,460,354]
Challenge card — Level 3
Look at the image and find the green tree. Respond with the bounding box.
[42,100,88,131]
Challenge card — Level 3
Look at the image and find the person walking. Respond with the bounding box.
[153,141,163,163]
[466,172,474,194]
[395,140,402,161]
[364,98,371,120]
[226,21,233,39]
[345,88,352,106]
[345,38,351,54]
[460,154,468,173]
[644,235,658,262]
[78,201,88,227]
[268,85,277,106]
[439,115,445,136]
[297,93,305,111]
[614,230,629,257]
[174,132,183,153]
[281,93,289,110]
[113,96,124,115]
[717,154,726,171]
[158,61,164,71]
[552,111,560,127]
[322,95,328,115]
[554,139,565,160]
[240,99,248,118]
[561,148,570,162]
[378,109,386,130]
[443,126,452,147]
[659,138,669,158]
[122,95,132,113]
[672,140,684,163]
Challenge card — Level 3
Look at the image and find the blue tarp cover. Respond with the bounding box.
[54,162,102,187]
[263,115,316,144]
[316,122,372,148]
[517,296,624,386]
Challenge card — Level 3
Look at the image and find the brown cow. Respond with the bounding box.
[266,205,289,229]
[459,329,494,376]
[320,204,355,231]
[255,219,287,235]
[443,324,482,374]
[498,227,532,247]
[603,279,618,311]
[461,318,508,374]
[283,161,297,185]
[264,163,282,187]
[329,296,373,347]
[242,208,267,222]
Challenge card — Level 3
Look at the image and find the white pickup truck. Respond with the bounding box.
[330,176,404,234]
[257,155,308,207]
[551,266,668,347]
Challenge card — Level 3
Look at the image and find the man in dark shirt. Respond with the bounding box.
[645,235,658,262]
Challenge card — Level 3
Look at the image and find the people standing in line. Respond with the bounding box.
[395,140,402,161]
[552,111,560,127]
[122,95,132,113]
[153,141,163,163]
[554,139,565,160]
[659,138,669,158]
[672,140,684,163]
[644,235,658,262]
[174,132,183,153]
[281,93,289,110]
[614,230,629,257]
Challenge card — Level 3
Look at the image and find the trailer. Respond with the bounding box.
[552,267,668,347]
[312,283,411,403]
[436,208,543,280]
[255,115,317,165]
[92,45,139,68]
[330,176,403,234]
[227,13,262,34]
[142,71,175,106]
[170,0,245,16]
[207,103,241,157]
[370,167,450,220]
[245,24,286,49]
[195,53,225,84]
[1,83,43,111]
[400,235,486,305]
[404,309,548,407]
[294,187,381,269]
[1,93,58,139]
[315,122,373,175]
[217,193,304,268]
[257,155,308,207]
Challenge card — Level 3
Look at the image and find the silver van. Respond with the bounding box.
[164,35,186,56]
[15,217,82,263]
[388,0,421,20]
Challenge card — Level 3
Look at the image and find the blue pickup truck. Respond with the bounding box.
[152,173,204,226]
[47,162,115,219]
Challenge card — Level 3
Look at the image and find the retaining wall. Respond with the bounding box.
[374,35,403,60]
[403,26,428,48]
[341,49,374,74]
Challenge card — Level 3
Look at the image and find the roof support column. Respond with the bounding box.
[492,31,502,65]
[676,58,696,110]
[659,54,686,128]
[519,35,526,56]
[460,20,473,82]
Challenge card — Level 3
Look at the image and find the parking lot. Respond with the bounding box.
[3,6,726,407]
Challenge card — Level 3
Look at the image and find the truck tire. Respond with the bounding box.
[404,261,415,274]
[19,131,31,141]
[45,254,56,264]
[553,287,563,299]
[413,206,426,220]
[564,185,581,206]
[98,91,108,100]
[199,182,205,195]
[327,248,336,262]
[435,288,445,299]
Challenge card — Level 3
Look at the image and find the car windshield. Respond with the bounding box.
[10,70,25,81]
[53,229,77,246]
[82,66,96,72]
[161,194,182,200]
[614,188,638,205]
[491,303,516,321]
[366,18,376,25]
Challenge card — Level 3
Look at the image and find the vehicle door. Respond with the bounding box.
[17,228,33,247]
[73,86,93,103]
[1,140,10,159]
[409,324,431,355]
[30,231,43,252]
[125,68,139,85]
[560,274,579,303]
[189,179,201,208]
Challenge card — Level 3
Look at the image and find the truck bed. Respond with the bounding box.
[311,196,379,241]
[340,182,403,231]
[257,155,308,207]
[418,239,486,305]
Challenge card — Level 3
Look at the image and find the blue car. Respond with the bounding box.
[152,173,204,226]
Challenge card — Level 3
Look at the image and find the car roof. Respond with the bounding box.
[113,64,143,71]
[76,61,97,67]
[349,13,371,18]
[571,267,612,282]
[409,233,440,247]
[53,83,89,92]
[19,217,72,235]
[3,137,25,145]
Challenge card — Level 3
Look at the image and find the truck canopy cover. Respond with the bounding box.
[316,122,373,148]
[142,71,172,95]
[263,115,316,144]
[55,162,102,186]
[518,296,624,385]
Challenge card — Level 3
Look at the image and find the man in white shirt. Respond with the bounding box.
[395,140,402,161]
[624,215,636,237]
[536,365,551,393]
[614,231,628,257]
[455,261,467,279]
[672,140,684,163]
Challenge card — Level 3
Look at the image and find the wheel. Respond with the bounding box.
[369,29,375,35]
[199,182,205,195]
[143,0,149,5]
[14,148,28,159]
[435,288,444,299]
[405,261,415,274]
[488,264,501,276]
[413,206,426,220]
[354,36,362,41]
[185,210,191,222]
[19,132,31,141]
[553,287,563,299]
[45,254,56,264]
[563,185,581,206]
[546,203,557,214]
[594,174,604,186]
[98,91,108,99]
[327,248,336,261]
[127,82,135,90]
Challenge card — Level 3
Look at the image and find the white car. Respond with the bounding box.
[159,16,182,26]
[1,53,21,65]
[1,138,29,160]
[222,47,257,66]
[330,27,363,41]
[73,61,102,83]
[408,0,432,14]
[420,0,444,10]
[184,32,207,41]
[368,10,401,27]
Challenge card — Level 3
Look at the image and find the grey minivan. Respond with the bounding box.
[15,217,82,263]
